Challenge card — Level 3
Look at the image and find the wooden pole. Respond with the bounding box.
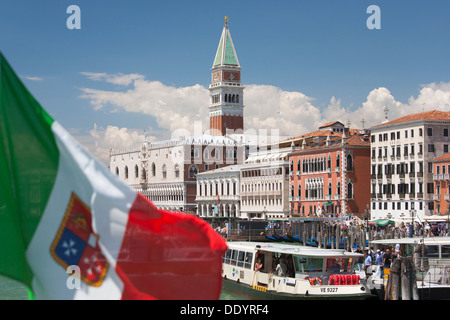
[385,257,402,300]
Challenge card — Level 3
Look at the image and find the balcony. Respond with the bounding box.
[417,193,423,199]
[325,194,331,200]
[409,172,415,178]
[445,194,450,201]
[433,194,439,201]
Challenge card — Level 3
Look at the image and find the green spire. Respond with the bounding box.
[213,17,240,68]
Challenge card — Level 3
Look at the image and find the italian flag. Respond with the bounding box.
[0,53,227,299]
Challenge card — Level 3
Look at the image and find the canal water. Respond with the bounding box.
[0,275,246,300]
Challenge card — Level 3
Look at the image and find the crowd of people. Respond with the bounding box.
[358,244,403,278]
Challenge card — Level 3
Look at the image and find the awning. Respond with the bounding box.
[323,202,333,205]
[369,219,396,227]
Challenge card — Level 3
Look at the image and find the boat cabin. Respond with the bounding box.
[223,242,362,284]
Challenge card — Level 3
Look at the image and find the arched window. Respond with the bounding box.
[151,163,156,176]
[162,164,167,179]
[134,165,139,178]
[174,164,180,178]
[115,167,119,176]
[347,182,353,199]
[297,185,301,197]
[328,182,332,196]
[124,166,128,179]
[188,165,198,178]
[291,186,294,197]
[347,154,353,171]
[336,154,340,167]
[337,182,341,195]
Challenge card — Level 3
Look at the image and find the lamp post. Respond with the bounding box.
[410,204,416,238]
[365,204,370,232]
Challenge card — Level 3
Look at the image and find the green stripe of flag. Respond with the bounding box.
[0,52,59,287]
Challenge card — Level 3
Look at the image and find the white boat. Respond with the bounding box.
[368,236,450,300]
[222,241,375,299]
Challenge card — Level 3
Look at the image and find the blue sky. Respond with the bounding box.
[2,1,450,163]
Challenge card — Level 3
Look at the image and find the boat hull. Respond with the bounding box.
[222,277,376,300]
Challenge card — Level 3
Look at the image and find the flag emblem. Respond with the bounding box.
[50,192,109,287]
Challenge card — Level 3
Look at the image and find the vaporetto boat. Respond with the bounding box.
[222,241,375,299]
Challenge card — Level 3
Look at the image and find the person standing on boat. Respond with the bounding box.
[383,248,391,270]
[276,257,288,277]
[374,249,384,279]
[255,258,263,272]
[364,251,372,276]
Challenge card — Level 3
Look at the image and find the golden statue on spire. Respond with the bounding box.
[225,16,228,27]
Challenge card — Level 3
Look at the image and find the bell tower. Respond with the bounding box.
[209,17,244,136]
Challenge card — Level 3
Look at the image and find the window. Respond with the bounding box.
[445,145,449,153]
[151,163,156,176]
[134,165,139,178]
[162,164,167,179]
[405,130,408,138]
[397,131,400,139]
[347,154,353,170]
[411,129,414,138]
[115,167,119,176]
[427,128,433,136]
[419,128,423,136]
[445,128,449,137]
[174,164,180,178]
[371,135,375,142]
[191,148,199,158]
[215,148,221,160]
[428,144,435,153]
[347,183,353,199]
[188,165,198,178]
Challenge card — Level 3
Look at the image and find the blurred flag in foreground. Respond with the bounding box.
[0,52,227,299]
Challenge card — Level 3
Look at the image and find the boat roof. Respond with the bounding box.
[370,236,450,246]
[226,241,362,257]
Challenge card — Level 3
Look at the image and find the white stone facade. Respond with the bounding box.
[110,135,244,213]
[239,147,292,219]
[370,113,450,220]
[196,164,241,218]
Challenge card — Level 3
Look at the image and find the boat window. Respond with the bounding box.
[441,245,450,258]
[230,250,238,266]
[293,255,324,273]
[237,251,245,267]
[326,258,351,273]
[426,245,439,258]
[244,252,253,269]
[224,249,232,264]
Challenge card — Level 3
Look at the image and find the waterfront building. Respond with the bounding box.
[239,147,292,219]
[288,122,371,219]
[369,110,450,220]
[109,18,246,213]
[196,164,241,218]
[433,154,450,215]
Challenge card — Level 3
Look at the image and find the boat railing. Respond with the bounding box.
[414,257,450,285]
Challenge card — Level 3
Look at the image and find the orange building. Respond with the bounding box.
[288,122,371,218]
[433,154,450,215]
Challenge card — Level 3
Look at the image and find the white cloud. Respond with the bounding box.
[74,124,151,165]
[78,72,450,162]
[80,72,144,86]
[22,75,43,81]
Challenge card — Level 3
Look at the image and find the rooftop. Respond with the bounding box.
[372,110,450,128]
